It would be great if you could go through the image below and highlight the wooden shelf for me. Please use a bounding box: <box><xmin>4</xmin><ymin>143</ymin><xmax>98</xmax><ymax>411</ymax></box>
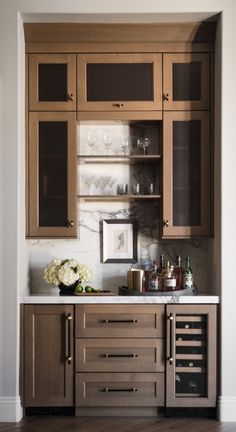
<box><xmin>78</xmin><ymin>194</ymin><xmax>161</xmax><ymax>202</ymax></box>
<box><xmin>77</xmin><ymin>155</ymin><xmax>161</xmax><ymax>164</ymax></box>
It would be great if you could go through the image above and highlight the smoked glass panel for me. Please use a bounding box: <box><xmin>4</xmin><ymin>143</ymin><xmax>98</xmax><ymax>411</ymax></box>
<box><xmin>173</xmin><ymin>120</ymin><xmax>201</xmax><ymax>226</ymax></box>
<box><xmin>38</xmin><ymin>64</ymin><xmax>67</xmax><ymax>101</ymax></box>
<box><xmin>173</xmin><ymin>62</ymin><xmax>201</xmax><ymax>101</ymax></box>
<box><xmin>39</xmin><ymin>122</ymin><xmax>68</xmax><ymax>226</ymax></box>
<box><xmin>87</xmin><ymin>63</ymin><xmax>153</xmax><ymax>101</ymax></box>
<box><xmin>175</xmin><ymin>314</ymin><xmax>207</xmax><ymax>398</ymax></box>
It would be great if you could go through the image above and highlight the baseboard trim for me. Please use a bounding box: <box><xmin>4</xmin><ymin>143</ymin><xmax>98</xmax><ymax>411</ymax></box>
<box><xmin>0</xmin><ymin>397</ymin><xmax>23</xmax><ymax>422</ymax></box>
<box><xmin>217</xmin><ymin>396</ymin><xmax>236</xmax><ymax>421</ymax></box>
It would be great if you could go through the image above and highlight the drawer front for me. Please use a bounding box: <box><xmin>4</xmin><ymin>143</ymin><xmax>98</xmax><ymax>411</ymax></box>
<box><xmin>76</xmin><ymin>373</ymin><xmax>164</xmax><ymax>407</ymax></box>
<box><xmin>75</xmin><ymin>305</ymin><xmax>164</xmax><ymax>338</ymax></box>
<box><xmin>76</xmin><ymin>339</ymin><xmax>164</xmax><ymax>373</ymax></box>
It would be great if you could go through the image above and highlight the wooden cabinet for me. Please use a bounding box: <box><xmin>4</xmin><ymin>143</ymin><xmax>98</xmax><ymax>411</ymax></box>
<box><xmin>163</xmin><ymin>53</ymin><xmax>210</xmax><ymax>110</ymax></box>
<box><xmin>162</xmin><ymin>111</ymin><xmax>211</xmax><ymax>238</ymax></box>
<box><xmin>166</xmin><ymin>304</ymin><xmax>217</xmax><ymax>407</ymax></box>
<box><xmin>77</xmin><ymin>53</ymin><xmax>162</xmax><ymax>111</ymax></box>
<box><xmin>28</xmin><ymin>111</ymin><xmax>77</xmax><ymax>237</ymax></box>
<box><xmin>29</xmin><ymin>54</ymin><xmax>76</xmax><ymax>111</ymax></box>
<box><xmin>24</xmin><ymin>305</ymin><xmax>74</xmax><ymax>407</ymax></box>
<box><xmin>22</xmin><ymin>303</ymin><xmax>217</xmax><ymax>413</ymax></box>
<box><xmin>75</xmin><ymin>304</ymin><xmax>165</xmax><ymax>412</ymax></box>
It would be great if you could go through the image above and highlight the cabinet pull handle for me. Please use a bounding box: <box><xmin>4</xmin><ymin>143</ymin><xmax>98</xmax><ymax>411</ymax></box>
<box><xmin>101</xmin><ymin>387</ymin><xmax>138</xmax><ymax>393</ymax></box>
<box><xmin>101</xmin><ymin>319</ymin><xmax>138</xmax><ymax>324</ymax></box>
<box><xmin>163</xmin><ymin>219</ymin><xmax>169</xmax><ymax>227</ymax></box>
<box><xmin>65</xmin><ymin>313</ymin><xmax>72</xmax><ymax>365</ymax></box>
<box><xmin>103</xmin><ymin>353</ymin><xmax>138</xmax><ymax>358</ymax></box>
<box><xmin>167</xmin><ymin>313</ymin><xmax>174</xmax><ymax>365</ymax></box>
<box><xmin>67</xmin><ymin>93</ymin><xmax>74</xmax><ymax>102</ymax></box>
<box><xmin>67</xmin><ymin>220</ymin><xmax>74</xmax><ymax>228</ymax></box>
<box><xmin>113</xmin><ymin>103</ymin><xmax>124</xmax><ymax>108</ymax></box>
<box><xmin>163</xmin><ymin>93</ymin><xmax>169</xmax><ymax>101</ymax></box>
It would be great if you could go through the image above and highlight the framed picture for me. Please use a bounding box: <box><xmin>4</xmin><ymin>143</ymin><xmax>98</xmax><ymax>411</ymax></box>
<box><xmin>102</xmin><ymin>219</ymin><xmax>137</xmax><ymax>263</ymax></box>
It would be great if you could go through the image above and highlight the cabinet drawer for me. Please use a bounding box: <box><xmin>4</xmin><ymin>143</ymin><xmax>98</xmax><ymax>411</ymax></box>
<box><xmin>76</xmin><ymin>373</ymin><xmax>164</xmax><ymax>407</ymax></box>
<box><xmin>76</xmin><ymin>339</ymin><xmax>164</xmax><ymax>373</ymax></box>
<box><xmin>75</xmin><ymin>305</ymin><xmax>164</xmax><ymax>338</ymax></box>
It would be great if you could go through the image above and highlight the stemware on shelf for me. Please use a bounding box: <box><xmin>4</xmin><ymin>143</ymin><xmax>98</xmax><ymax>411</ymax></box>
<box><xmin>103</xmin><ymin>130</ymin><xmax>112</xmax><ymax>155</ymax></box>
<box><xmin>87</xmin><ymin>130</ymin><xmax>96</xmax><ymax>155</ymax></box>
<box><xmin>121</xmin><ymin>137</ymin><xmax>130</xmax><ymax>156</ymax></box>
<box><xmin>137</xmin><ymin>137</ymin><xmax>151</xmax><ymax>155</ymax></box>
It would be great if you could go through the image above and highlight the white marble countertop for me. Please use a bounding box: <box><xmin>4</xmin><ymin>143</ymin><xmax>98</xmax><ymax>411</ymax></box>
<box><xmin>20</xmin><ymin>294</ymin><xmax>219</xmax><ymax>304</ymax></box>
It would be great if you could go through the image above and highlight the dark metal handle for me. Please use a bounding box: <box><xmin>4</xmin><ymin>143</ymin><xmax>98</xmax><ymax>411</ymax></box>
<box><xmin>67</xmin><ymin>93</ymin><xmax>74</xmax><ymax>102</ymax></box>
<box><xmin>101</xmin><ymin>319</ymin><xmax>138</xmax><ymax>324</ymax></box>
<box><xmin>113</xmin><ymin>103</ymin><xmax>124</xmax><ymax>108</ymax></box>
<box><xmin>163</xmin><ymin>93</ymin><xmax>169</xmax><ymax>101</ymax></box>
<box><xmin>101</xmin><ymin>387</ymin><xmax>138</xmax><ymax>393</ymax></box>
<box><xmin>102</xmin><ymin>353</ymin><xmax>138</xmax><ymax>358</ymax></box>
<box><xmin>169</xmin><ymin>314</ymin><xmax>174</xmax><ymax>365</ymax></box>
<box><xmin>163</xmin><ymin>219</ymin><xmax>169</xmax><ymax>227</ymax></box>
<box><xmin>66</xmin><ymin>313</ymin><xmax>72</xmax><ymax>365</ymax></box>
<box><xmin>67</xmin><ymin>220</ymin><xmax>74</xmax><ymax>228</ymax></box>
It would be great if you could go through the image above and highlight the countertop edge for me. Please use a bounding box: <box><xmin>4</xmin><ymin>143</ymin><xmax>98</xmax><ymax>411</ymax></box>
<box><xmin>20</xmin><ymin>295</ymin><xmax>220</xmax><ymax>304</ymax></box>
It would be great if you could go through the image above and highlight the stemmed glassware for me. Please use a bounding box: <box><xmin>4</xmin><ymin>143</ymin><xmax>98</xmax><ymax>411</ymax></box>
<box><xmin>103</xmin><ymin>130</ymin><xmax>112</xmax><ymax>155</ymax></box>
<box><xmin>121</xmin><ymin>137</ymin><xmax>129</xmax><ymax>156</ymax></box>
<box><xmin>87</xmin><ymin>130</ymin><xmax>96</xmax><ymax>155</ymax></box>
<box><xmin>137</xmin><ymin>137</ymin><xmax>151</xmax><ymax>155</ymax></box>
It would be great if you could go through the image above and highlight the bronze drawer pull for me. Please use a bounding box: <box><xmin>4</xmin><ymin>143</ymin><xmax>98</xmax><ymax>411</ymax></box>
<box><xmin>65</xmin><ymin>313</ymin><xmax>72</xmax><ymax>365</ymax></box>
<box><xmin>113</xmin><ymin>103</ymin><xmax>124</xmax><ymax>108</ymax></box>
<box><xmin>101</xmin><ymin>319</ymin><xmax>138</xmax><ymax>324</ymax></box>
<box><xmin>103</xmin><ymin>353</ymin><xmax>138</xmax><ymax>358</ymax></box>
<box><xmin>101</xmin><ymin>387</ymin><xmax>138</xmax><ymax>393</ymax></box>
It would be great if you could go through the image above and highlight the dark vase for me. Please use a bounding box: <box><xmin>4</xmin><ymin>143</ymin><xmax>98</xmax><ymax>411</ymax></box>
<box><xmin>58</xmin><ymin>282</ymin><xmax>78</xmax><ymax>296</ymax></box>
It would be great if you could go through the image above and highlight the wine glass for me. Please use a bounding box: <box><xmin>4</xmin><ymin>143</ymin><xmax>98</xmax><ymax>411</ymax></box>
<box><xmin>103</xmin><ymin>130</ymin><xmax>112</xmax><ymax>155</ymax></box>
<box><xmin>121</xmin><ymin>137</ymin><xmax>129</xmax><ymax>156</ymax></box>
<box><xmin>137</xmin><ymin>137</ymin><xmax>151</xmax><ymax>155</ymax></box>
<box><xmin>87</xmin><ymin>130</ymin><xmax>96</xmax><ymax>155</ymax></box>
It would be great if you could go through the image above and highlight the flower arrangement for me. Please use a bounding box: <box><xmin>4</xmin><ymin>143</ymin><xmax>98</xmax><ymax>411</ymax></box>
<box><xmin>44</xmin><ymin>258</ymin><xmax>92</xmax><ymax>288</ymax></box>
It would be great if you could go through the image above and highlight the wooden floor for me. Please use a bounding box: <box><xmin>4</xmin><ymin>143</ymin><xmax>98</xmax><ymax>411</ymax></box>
<box><xmin>0</xmin><ymin>417</ymin><xmax>236</xmax><ymax>432</ymax></box>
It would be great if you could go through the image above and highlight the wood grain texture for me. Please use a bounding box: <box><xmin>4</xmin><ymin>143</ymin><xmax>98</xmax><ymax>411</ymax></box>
<box><xmin>1</xmin><ymin>417</ymin><xmax>232</xmax><ymax>432</ymax></box>
<box><xmin>24</xmin><ymin>23</ymin><xmax>217</xmax><ymax>43</ymax></box>
<box><xmin>75</xmin><ymin>304</ymin><xmax>165</xmax><ymax>338</ymax></box>
<box><xmin>24</xmin><ymin>305</ymin><xmax>74</xmax><ymax>407</ymax></box>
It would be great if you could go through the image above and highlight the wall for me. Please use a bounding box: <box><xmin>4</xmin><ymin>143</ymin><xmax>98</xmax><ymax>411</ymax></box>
<box><xmin>0</xmin><ymin>0</ymin><xmax>235</xmax><ymax>423</ymax></box>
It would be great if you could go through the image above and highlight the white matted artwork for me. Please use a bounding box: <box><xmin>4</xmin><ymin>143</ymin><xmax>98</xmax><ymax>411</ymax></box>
<box><xmin>102</xmin><ymin>219</ymin><xmax>137</xmax><ymax>263</ymax></box>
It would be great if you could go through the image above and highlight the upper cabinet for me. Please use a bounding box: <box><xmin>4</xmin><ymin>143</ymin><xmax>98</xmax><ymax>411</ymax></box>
<box><xmin>163</xmin><ymin>53</ymin><xmax>210</xmax><ymax>111</ymax></box>
<box><xmin>77</xmin><ymin>53</ymin><xmax>162</xmax><ymax>111</ymax></box>
<box><xmin>28</xmin><ymin>112</ymin><xmax>77</xmax><ymax>238</ymax></box>
<box><xmin>162</xmin><ymin>111</ymin><xmax>211</xmax><ymax>238</ymax></box>
<box><xmin>29</xmin><ymin>54</ymin><xmax>76</xmax><ymax>111</ymax></box>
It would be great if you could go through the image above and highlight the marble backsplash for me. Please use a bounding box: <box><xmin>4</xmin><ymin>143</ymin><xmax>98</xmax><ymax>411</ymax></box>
<box><xmin>26</xmin><ymin>121</ymin><xmax>211</xmax><ymax>296</ymax></box>
<box><xmin>28</xmin><ymin>201</ymin><xmax>211</xmax><ymax>295</ymax></box>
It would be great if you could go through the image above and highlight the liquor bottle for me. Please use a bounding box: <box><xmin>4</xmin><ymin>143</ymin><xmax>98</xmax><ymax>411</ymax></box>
<box><xmin>163</xmin><ymin>261</ymin><xmax>177</xmax><ymax>291</ymax></box>
<box><xmin>184</xmin><ymin>257</ymin><xmax>193</xmax><ymax>288</ymax></box>
<box><xmin>148</xmin><ymin>261</ymin><xmax>162</xmax><ymax>292</ymax></box>
<box><xmin>157</xmin><ymin>254</ymin><xmax>165</xmax><ymax>290</ymax></box>
<box><xmin>174</xmin><ymin>255</ymin><xmax>184</xmax><ymax>290</ymax></box>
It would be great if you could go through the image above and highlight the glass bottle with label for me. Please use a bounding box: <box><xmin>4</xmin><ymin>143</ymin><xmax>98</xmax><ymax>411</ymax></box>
<box><xmin>163</xmin><ymin>261</ymin><xmax>177</xmax><ymax>291</ymax></box>
<box><xmin>148</xmin><ymin>261</ymin><xmax>162</xmax><ymax>292</ymax></box>
<box><xmin>184</xmin><ymin>256</ymin><xmax>193</xmax><ymax>288</ymax></box>
<box><xmin>174</xmin><ymin>255</ymin><xmax>184</xmax><ymax>290</ymax></box>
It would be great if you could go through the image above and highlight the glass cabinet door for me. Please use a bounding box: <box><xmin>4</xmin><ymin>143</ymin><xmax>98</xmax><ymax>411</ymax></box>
<box><xmin>29</xmin><ymin>54</ymin><xmax>76</xmax><ymax>111</ymax></box>
<box><xmin>166</xmin><ymin>305</ymin><xmax>217</xmax><ymax>407</ymax></box>
<box><xmin>28</xmin><ymin>112</ymin><xmax>77</xmax><ymax>238</ymax></box>
<box><xmin>162</xmin><ymin>111</ymin><xmax>211</xmax><ymax>238</ymax></box>
<box><xmin>163</xmin><ymin>54</ymin><xmax>210</xmax><ymax>110</ymax></box>
<box><xmin>77</xmin><ymin>53</ymin><xmax>162</xmax><ymax>111</ymax></box>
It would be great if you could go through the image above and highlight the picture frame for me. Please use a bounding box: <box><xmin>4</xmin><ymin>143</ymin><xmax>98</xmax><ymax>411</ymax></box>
<box><xmin>102</xmin><ymin>219</ymin><xmax>137</xmax><ymax>263</ymax></box>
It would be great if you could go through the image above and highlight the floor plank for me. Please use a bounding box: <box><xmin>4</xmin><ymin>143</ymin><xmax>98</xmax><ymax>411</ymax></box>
<box><xmin>0</xmin><ymin>417</ymin><xmax>236</xmax><ymax>432</ymax></box>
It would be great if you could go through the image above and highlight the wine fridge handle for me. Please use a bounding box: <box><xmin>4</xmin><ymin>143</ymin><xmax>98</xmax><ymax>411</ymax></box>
<box><xmin>167</xmin><ymin>313</ymin><xmax>174</xmax><ymax>365</ymax></box>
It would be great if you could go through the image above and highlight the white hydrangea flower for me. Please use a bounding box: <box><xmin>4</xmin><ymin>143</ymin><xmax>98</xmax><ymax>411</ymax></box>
<box><xmin>43</xmin><ymin>257</ymin><xmax>92</xmax><ymax>288</ymax></box>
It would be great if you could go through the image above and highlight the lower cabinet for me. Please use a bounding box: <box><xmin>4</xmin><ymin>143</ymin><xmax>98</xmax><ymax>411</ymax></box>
<box><xmin>166</xmin><ymin>304</ymin><xmax>217</xmax><ymax>407</ymax></box>
<box><xmin>23</xmin><ymin>305</ymin><xmax>74</xmax><ymax>407</ymax></box>
<box><xmin>22</xmin><ymin>303</ymin><xmax>217</xmax><ymax>413</ymax></box>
